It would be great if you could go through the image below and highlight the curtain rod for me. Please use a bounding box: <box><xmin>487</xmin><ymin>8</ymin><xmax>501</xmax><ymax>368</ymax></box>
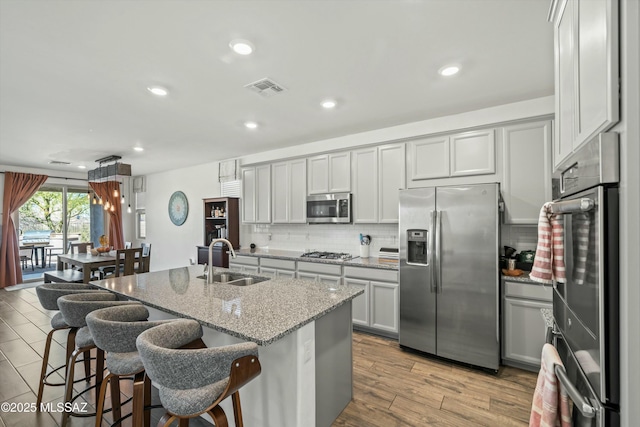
<box><xmin>0</xmin><ymin>171</ymin><xmax>88</xmax><ymax>182</ymax></box>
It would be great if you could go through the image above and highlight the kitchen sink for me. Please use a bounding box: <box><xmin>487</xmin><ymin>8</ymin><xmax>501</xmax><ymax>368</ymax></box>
<box><xmin>197</xmin><ymin>272</ymin><xmax>269</xmax><ymax>286</ymax></box>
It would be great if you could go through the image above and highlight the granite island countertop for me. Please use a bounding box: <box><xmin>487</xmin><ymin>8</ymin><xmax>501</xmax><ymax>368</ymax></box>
<box><xmin>235</xmin><ymin>247</ymin><xmax>399</xmax><ymax>271</ymax></box>
<box><xmin>89</xmin><ymin>265</ymin><xmax>363</xmax><ymax>346</ymax></box>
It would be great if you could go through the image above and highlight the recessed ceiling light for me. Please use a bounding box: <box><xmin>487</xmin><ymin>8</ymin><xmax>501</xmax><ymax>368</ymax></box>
<box><xmin>230</xmin><ymin>39</ymin><xmax>254</xmax><ymax>55</ymax></box>
<box><xmin>321</xmin><ymin>99</ymin><xmax>337</xmax><ymax>109</ymax></box>
<box><xmin>134</xmin><ymin>147</ymin><xmax>144</xmax><ymax>152</ymax></box>
<box><xmin>77</xmin><ymin>165</ymin><xmax>86</xmax><ymax>169</ymax></box>
<box><xmin>244</xmin><ymin>121</ymin><xmax>258</xmax><ymax>129</ymax></box>
<box><xmin>439</xmin><ymin>65</ymin><xmax>460</xmax><ymax>76</ymax></box>
<box><xmin>147</xmin><ymin>86</ymin><xmax>168</xmax><ymax>96</ymax></box>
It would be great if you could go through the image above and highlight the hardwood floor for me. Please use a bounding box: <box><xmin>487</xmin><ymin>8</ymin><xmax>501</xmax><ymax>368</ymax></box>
<box><xmin>334</xmin><ymin>332</ymin><xmax>537</xmax><ymax>426</ymax></box>
<box><xmin>1</xmin><ymin>285</ymin><xmax>537</xmax><ymax>426</ymax></box>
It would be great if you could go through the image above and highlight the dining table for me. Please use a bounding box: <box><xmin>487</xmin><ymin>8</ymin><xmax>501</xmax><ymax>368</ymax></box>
<box><xmin>56</xmin><ymin>252</ymin><xmax>117</xmax><ymax>283</ymax></box>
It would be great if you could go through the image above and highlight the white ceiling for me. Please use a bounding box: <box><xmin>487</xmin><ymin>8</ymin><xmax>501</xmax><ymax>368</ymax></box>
<box><xmin>0</xmin><ymin>0</ymin><xmax>554</xmax><ymax>176</ymax></box>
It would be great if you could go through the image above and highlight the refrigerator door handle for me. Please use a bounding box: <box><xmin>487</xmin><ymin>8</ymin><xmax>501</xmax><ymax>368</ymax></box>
<box><xmin>429</xmin><ymin>210</ymin><xmax>436</xmax><ymax>293</ymax></box>
<box><xmin>435</xmin><ymin>210</ymin><xmax>442</xmax><ymax>294</ymax></box>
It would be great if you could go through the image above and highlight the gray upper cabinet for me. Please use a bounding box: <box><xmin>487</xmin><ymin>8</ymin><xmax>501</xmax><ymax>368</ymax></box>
<box><xmin>241</xmin><ymin>164</ymin><xmax>271</xmax><ymax>224</ymax></box>
<box><xmin>352</xmin><ymin>143</ymin><xmax>405</xmax><ymax>223</ymax></box>
<box><xmin>502</xmin><ymin>120</ymin><xmax>552</xmax><ymax>224</ymax></box>
<box><xmin>307</xmin><ymin>152</ymin><xmax>351</xmax><ymax>194</ymax></box>
<box><xmin>551</xmin><ymin>0</ymin><xmax>619</xmax><ymax>168</ymax></box>
<box><xmin>407</xmin><ymin>129</ymin><xmax>495</xmax><ymax>187</ymax></box>
<box><xmin>272</xmin><ymin>159</ymin><xmax>306</xmax><ymax>224</ymax></box>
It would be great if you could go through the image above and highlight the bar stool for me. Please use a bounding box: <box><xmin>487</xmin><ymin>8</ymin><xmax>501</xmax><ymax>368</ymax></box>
<box><xmin>136</xmin><ymin>320</ymin><xmax>262</xmax><ymax>427</ymax></box>
<box><xmin>34</xmin><ymin>284</ymin><xmax>108</xmax><ymax>409</ymax></box>
<box><xmin>86</xmin><ymin>305</ymin><xmax>175</xmax><ymax>427</ymax></box>
<box><xmin>57</xmin><ymin>292</ymin><xmax>141</xmax><ymax>426</ymax></box>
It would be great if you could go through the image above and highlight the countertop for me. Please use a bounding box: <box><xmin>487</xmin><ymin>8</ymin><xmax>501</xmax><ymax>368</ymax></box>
<box><xmin>89</xmin><ymin>265</ymin><xmax>363</xmax><ymax>346</ymax></box>
<box><xmin>501</xmin><ymin>271</ymin><xmax>539</xmax><ymax>284</ymax></box>
<box><xmin>235</xmin><ymin>247</ymin><xmax>399</xmax><ymax>270</ymax></box>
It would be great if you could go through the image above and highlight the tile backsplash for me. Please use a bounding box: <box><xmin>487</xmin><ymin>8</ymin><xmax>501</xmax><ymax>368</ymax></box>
<box><xmin>240</xmin><ymin>223</ymin><xmax>399</xmax><ymax>256</ymax></box>
<box><xmin>241</xmin><ymin>223</ymin><xmax>537</xmax><ymax>258</ymax></box>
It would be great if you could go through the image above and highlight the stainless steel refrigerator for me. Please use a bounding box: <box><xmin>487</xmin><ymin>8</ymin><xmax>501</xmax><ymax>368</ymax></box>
<box><xmin>399</xmin><ymin>183</ymin><xmax>500</xmax><ymax>371</ymax></box>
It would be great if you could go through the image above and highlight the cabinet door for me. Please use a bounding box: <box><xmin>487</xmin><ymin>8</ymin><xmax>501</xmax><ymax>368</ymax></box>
<box><xmin>352</xmin><ymin>147</ymin><xmax>378</xmax><ymax>223</ymax></box>
<box><xmin>255</xmin><ymin>165</ymin><xmax>271</xmax><ymax>223</ymax></box>
<box><xmin>288</xmin><ymin>159</ymin><xmax>307</xmax><ymax>223</ymax></box>
<box><xmin>502</xmin><ymin>121</ymin><xmax>552</xmax><ymax>224</ymax></box>
<box><xmin>241</xmin><ymin>168</ymin><xmax>256</xmax><ymax>223</ymax></box>
<box><xmin>575</xmin><ymin>0</ymin><xmax>619</xmax><ymax>149</ymax></box>
<box><xmin>554</xmin><ymin>0</ymin><xmax>577</xmax><ymax>168</ymax></box>
<box><xmin>378</xmin><ymin>143</ymin><xmax>405</xmax><ymax>223</ymax></box>
<box><xmin>407</xmin><ymin>136</ymin><xmax>450</xmax><ymax>181</ymax></box>
<box><xmin>318</xmin><ymin>274</ymin><xmax>342</xmax><ymax>288</ymax></box>
<box><xmin>329</xmin><ymin>152</ymin><xmax>351</xmax><ymax>192</ymax></box>
<box><xmin>307</xmin><ymin>155</ymin><xmax>329</xmax><ymax>194</ymax></box>
<box><xmin>260</xmin><ymin>266</ymin><xmax>277</xmax><ymax>276</ymax></box>
<box><xmin>503</xmin><ymin>298</ymin><xmax>551</xmax><ymax>367</ymax></box>
<box><xmin>370</xmin><ymin>281</ymin><xmax>399</xmax><ymax>333</ymax></box>
<box><xmin>271</xmin><ymin>162</ymin><xmax>289</xmax><ymax>223</ymax></box>
<box><xmin>297</xmin><ymin>272</ymin><xmax>317</xmax><ymax>282</ymax></box>
<box><xmin>450</xmin><ymin>129</ymin><xmax>495</xmax><ymax>176</ymax></box>
<box><xmin>278</xmin><ymin>269</ymin><xmax>296</xmax><ymax>279</ymax></box>
<box><xmin>243</xmin><ymin>265</ymin><xmax>260</xmax><ymax>274</ymax></box>
<box><xmin>345</xmin><ymin>278</ymin><xmax>369</xmax><ymax>326</ymax></box>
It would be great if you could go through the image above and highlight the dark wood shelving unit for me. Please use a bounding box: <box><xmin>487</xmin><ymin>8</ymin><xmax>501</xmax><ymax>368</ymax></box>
<box><xmin>197</xmin><ymin>197</ymin><xmax>239</xmax><ymax>268</ymax></box>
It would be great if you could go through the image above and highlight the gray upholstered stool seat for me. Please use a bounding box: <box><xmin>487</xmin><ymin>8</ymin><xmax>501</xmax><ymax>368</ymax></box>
<box><xmin>34</xmin><ymin>284</ymin><xmax>106</xmax><ymax>410</ymax></box>
<box><xmin>86</xmin><ymin>304</ymin><xmax>176</xmax><ymax>427</ymax></box>
<box><xmin>136</xmin><ymin>320</ymin><xmax>261</xmax><ymax>427</ymax></box>
<box><xmin>57</xmin><ymin>292</ymin><xmax>141</xmax><ymax>426</ymax></box>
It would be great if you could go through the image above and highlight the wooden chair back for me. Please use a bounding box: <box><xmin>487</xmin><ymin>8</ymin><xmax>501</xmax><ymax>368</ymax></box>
<box><xmin>115</xmin><ymin>247</ymin><xmax>144</xmax><ymax>277</ymax></box>
<box><xmin>69</xmin><ymin>242</ymin><xmax>94</xmax><ymax>254</ymax></box>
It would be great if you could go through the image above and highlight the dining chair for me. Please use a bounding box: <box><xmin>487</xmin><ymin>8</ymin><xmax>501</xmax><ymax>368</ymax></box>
<box><xmin>19</xmin><ymin>247</ymin><xmax>34</xmax><ymax>271</ymax></box>
<box><xmin>69</xmin><ymin>241</ymin><xmax>94</xmax><ymax>254</ymax></box>
<box><xmin>125</xmin><ymin>241</ymin><xmax>132</xmax><ymax>249</ymax></box>
<box><xmin>115</xmin><ymin>247</ymin><xmax>145</xmax><ymax>277</ymax></box>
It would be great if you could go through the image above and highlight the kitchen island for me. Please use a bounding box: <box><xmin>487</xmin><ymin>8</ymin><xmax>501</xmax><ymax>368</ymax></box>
<box><xmin>89</xmin><ymin>265</ymin><xmax>363</xmax><ymax>427</ymax></box>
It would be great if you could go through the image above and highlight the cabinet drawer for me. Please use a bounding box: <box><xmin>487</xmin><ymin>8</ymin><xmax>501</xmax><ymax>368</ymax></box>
<box><xmin>260</xmin><ymin>258</ymin><xmax>296</xmax><ymax>270</ymax></box>
<box><xmin>297</xmin><ymin>261</ymin><xmax>342</xmax><ymax>275</ymax></box>
<box><xmin>230</xmin><ymin>255</ymin><xmax>259</xmax><ymax>266</ymax></box>
<box><xmin>344</xmin><ymin>266</ymin><xmax>397</xmax><ymax>283</ymax></box>
<box><xmin>504</xmin><ymin>281</ymin><xmax>552</xmax><ymax>302</ymax></box>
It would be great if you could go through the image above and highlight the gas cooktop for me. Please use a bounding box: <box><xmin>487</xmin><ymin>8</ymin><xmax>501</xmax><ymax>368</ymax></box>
<box><xmin>300</xmin><ymin>251</ymin><xmax>355</xmax><ymax>261</ymax></box>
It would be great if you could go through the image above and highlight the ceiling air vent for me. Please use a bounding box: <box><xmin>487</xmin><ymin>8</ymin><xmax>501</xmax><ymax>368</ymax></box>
<box><xmin>48</xmin><ymin>160</ymin><xmax>71</xmax><ymax>165</ymax></box>
<box><xmin>244</xmin><ymin>77</ymin><xmax>287</xmax><ymax>98</ymax></box>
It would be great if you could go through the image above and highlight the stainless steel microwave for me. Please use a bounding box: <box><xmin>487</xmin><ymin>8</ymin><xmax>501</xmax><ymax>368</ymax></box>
<box><xmin>306</xmin><ymin>193</ymin><xmax>351</xmax><ymax>224</ymax></box>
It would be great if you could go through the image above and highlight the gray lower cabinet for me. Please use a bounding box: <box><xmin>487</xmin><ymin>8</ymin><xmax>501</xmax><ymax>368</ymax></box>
<box><xmin>344</xmin><ymin>266</ymin><xmax>399</xmax><ymax>338</ymax></box>
<box><xmin>502</xmin><ymin>280</ymin><xmax>552</xmax><ymax>371</ymax></box>
<box><xmin>259</xmin><ymin>258</ymin><xmax>296</xmax><ymax>279</ymax></box>
<box><xmin>297</xmin><ymin>261</ymin><xmax>342</xmax><ymax>287</ymax></box>
<box><xmin>228</xmin><ymin>255</ymin><xmax>260</xmax><ymax>273</ymax></box>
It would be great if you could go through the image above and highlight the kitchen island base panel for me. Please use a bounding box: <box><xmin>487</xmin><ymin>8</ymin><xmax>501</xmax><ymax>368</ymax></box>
<box><xmin>145</xmin><ymin>303</ymin><xmax>353</xmax><ymax>427</ymax></box>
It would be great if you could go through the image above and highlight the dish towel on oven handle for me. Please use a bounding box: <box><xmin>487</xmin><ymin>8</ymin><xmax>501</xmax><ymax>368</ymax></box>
<box><xmin>530</xmin><ymin>202</ymin><xmax>566</xmax><ymax>285</ymax></box>
<box><xmin>529</xmin><ymin>344</ymin><xmax>572</xmax><ymax>427</ymax></box>
<box><xmin>572</xmin><ymin>212</ymin><xmax>591</xmax><ymax>285</ymax></box>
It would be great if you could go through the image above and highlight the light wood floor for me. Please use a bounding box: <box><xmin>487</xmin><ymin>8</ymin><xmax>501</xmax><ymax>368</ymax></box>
<box><xmin>333</xmin><ymin>331</ymin><xmax>537</xmax><ymax>427</ymax></box>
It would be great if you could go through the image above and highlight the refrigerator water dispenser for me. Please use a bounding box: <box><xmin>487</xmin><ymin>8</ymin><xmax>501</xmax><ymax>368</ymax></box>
<box><xmin>407</xmin><ymin>229</ymin><xmax>428</xmax><ymax>265</ymax></box>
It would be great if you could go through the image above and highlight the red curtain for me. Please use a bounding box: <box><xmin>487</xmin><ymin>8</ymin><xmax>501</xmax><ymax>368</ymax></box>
<box><xmin>89</xmin><ymin>181</ymin><xmax>124</xmax><ymax>251</ymax></box>
<box><xmin>0</xmin><ymin>172</ymin><xmax>48</xmax><ymax>288</ymax></box>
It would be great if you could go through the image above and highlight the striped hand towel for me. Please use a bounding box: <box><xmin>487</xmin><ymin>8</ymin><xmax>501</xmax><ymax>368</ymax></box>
<box><xmin>572</xmin><ymin>212</ymin><xmax>591</xmax><ymax>285</ymax></box>
<box><xmin>530</xmin><ymin>203</ymin><xmax>566</xmax><ymax>285</ymax></box>
<box><xmin>529</xmin><ymin>344</ymin><xmax>572</xmax><ymax>427</ymax></box>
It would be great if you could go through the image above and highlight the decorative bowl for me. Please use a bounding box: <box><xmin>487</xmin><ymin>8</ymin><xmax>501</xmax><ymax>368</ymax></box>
<box><xmin>502</xmin><ymin>268</ymin><xmax>524</xmax><ymax>277</ymax></box>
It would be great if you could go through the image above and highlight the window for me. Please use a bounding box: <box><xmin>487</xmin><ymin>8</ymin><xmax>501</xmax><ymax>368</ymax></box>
<box><xmin>137</xmin><ymin>210</ymin><xmax>146</xmax><ymax>239</ymax></box>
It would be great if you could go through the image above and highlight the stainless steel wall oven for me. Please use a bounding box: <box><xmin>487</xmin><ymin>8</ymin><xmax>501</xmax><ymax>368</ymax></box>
<box><xmin>549</xmin><ymin>133</ymin><xmax>619</xmax><ymax>427</ymax></box>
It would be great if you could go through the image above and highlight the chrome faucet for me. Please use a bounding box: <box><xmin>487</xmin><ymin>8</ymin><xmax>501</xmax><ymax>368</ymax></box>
<box><xmin>208</xmin><ymin>239</ymin><xmax>236</xmax><ymax>284</ymax></box>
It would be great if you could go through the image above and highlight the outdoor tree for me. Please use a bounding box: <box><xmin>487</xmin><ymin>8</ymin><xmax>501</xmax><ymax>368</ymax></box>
<box><xmin>19</xmin><ymin>191</ymin><xmax>90</xmax><ymax>238</ymax></box>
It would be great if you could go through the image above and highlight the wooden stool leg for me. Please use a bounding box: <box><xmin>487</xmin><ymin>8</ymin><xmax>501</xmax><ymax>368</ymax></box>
<box><xmin>83</xmin><ymin>348</ymin><xmax>91</xmax><ymax>381</ymax></box>
<box><xmin>208</xmin><ymin>406</ymin><xmax>228</xmax><ymax>427</ymax></box>
<box><xmin>110</xmin><ymin>373</ymin><xmax>121</xmax><ymax>425</ymax></box>
<box><xmin>231</xmin><ymin>392</ymin><xmax>244</xmax><ymax>427</ymax></box>
<box><xmin>95</xmin><ymin>348</ymin><xmax>104</xmax><ymax>393</ymax></box>
<box><xmin>61</xmin><ymin>348</ymin><xmax>80</xmax><ymax>427</ymax></box>
<box><xmin>64</xmin><ymin>329</ymin><xmax>77</xmax><ymax>377</ymax></box>
<box><xmin>36</xmin><ymin>328</ymin><xmax>56</xmax><ymax>407</ymax></box>
<box><xmin>178</xmin><ymin>418</ymin><xmax>190</xmax><ymax>427</ymax></box>
<box><xmin>95</xmin><ymin>372</ymin><xmax>113</xmax><ymax>427</ymax></box>
<box><xmin>132</xmin><ymin>372</ymin><xmax>146</xmax><ymax>427</ymax></box>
